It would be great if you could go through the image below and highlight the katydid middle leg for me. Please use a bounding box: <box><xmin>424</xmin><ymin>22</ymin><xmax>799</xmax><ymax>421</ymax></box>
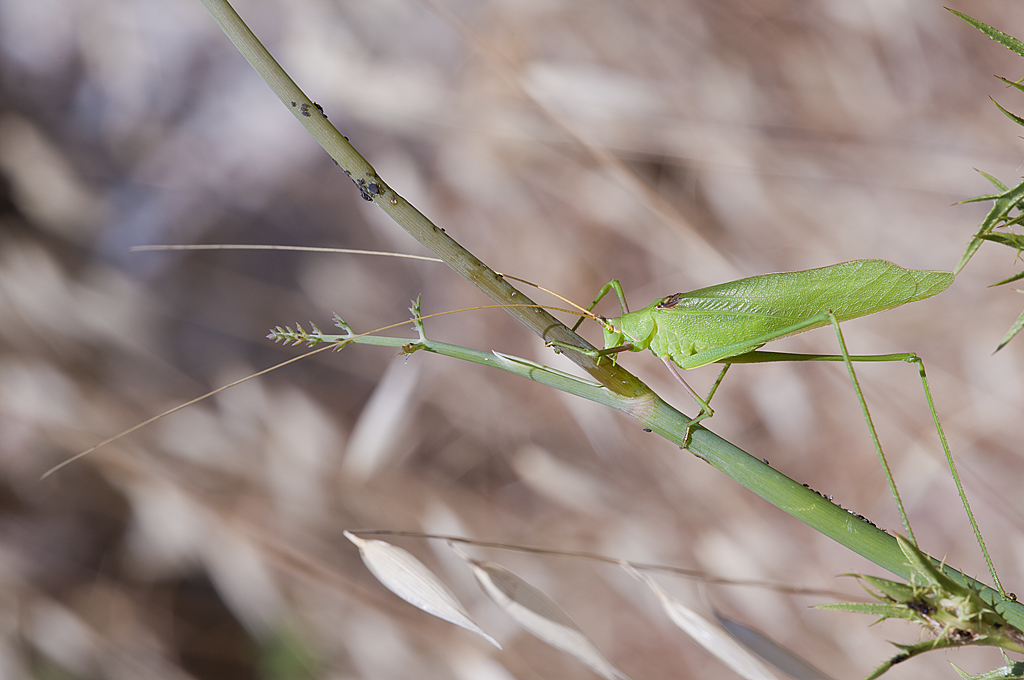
<box><xmin>661</xmin><ymin>359</ymin><xmax>732</xmax><ymax>447</ymax></box>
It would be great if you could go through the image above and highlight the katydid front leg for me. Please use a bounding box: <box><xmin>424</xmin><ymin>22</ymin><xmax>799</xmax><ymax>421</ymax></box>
<box><xmin>570</xmin><ymin>278</ymin><xmax>631</xmax><ymax>333</ymax></box>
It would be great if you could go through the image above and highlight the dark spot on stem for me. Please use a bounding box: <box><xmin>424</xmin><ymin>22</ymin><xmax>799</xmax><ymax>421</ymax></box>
<box><xmin>351</xmin><ymin>177</ymin><xmax>377</xmax><ymax>201</ymax></box>
<box><xmin>300</xmin><ymin>103</ymin><xmax>311</xmax><ymax>117</ymax></box>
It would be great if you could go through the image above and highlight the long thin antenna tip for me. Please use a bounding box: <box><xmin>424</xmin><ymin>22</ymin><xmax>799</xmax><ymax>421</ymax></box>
<box><xmin>128</xmin><ymin>244</ymin><xmax>443</xmax><ymax>262</ymax></box>
<box><xmin>37</xmin><ymin>344</ymin><xmax>339</xmax><ymax>481</ymax></box>
<box><xmin>40</xmin><ymin>448</ymin><xmax>95</xmax><ymax>480</ymax></box>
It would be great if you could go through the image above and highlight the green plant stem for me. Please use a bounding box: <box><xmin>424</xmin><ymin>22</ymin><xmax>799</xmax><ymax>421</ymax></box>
<box><xmin>202</xmin><ymin>0</ymin><xmax>1024</xmax><ymax>630</ymax></box>
<box><xmin>327</xmin><ymin>331</ymin><xmax>1023</xmax><ymax>629</ymax></box>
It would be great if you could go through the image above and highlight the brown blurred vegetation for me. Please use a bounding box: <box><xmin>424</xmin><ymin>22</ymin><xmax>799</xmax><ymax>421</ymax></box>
<box><xmin>1</xmin><ymin>0</ymin><xmax>1023</xmax><ymax>678</ymax></box>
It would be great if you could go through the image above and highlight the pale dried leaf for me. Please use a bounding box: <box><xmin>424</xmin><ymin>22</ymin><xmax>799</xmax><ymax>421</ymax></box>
<box><xmin>637</xmin><ymin>572</ymin><xmax>780</xmax><ymax>680</ymax></box>
<box><xmin>467</xmin><ymin>559</ymin><xmax>631</xmax><ymax>680</ymax></box>
<box><xmin>344</xmin><ymin>531</ymin><xmax>500</xmax><ymax>648</ymax></box>
<box><xmin>715</xmin><ymin>611</ymin><xmax>834</xmax><ymax>680</ymax></box>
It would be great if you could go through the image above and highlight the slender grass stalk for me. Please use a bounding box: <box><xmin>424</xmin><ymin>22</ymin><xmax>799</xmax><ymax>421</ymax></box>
<box><xmin>198</xmin><ymin>0</ymin><xmax>1024</xmax><ymax>631</ymax></box>
<box><xmin>195</xmin><ymin>0</ymin><xmax>643</xmax><ymax>395</ymax></box>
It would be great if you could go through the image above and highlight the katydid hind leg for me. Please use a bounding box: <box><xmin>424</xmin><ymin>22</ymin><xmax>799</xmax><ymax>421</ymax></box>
<box><xmin>725</xmin><ymin>326</ymin><xmax>1005</xmax><ymax>593</ymax></box>
<box><xmin>826</xmin><ymin>313</ymin><xmax>916</xmax><ymax>542</ymax></box>
<box><xmin>704</xmin><ymin>364</ymin><xmax>732</xmax><ymax>406</ymax></box>
<box><xmin>682</xmin><ymin>364</ymin><xmax>731</xmax><ymax>449</ymax></box>
<box><xmin>686</xmin><ymin>310</ymin><xmax>918</xmax><ymax>542</ymax></box>
<box><xmin>911</xmin><ymin>355</ymin><xmax>1005</xmax><ymax>595</ymax></box>
<box><xmin>685</xmin><ymin>310</ymin><xmax>943</xmax><ymax>546</ymax></box>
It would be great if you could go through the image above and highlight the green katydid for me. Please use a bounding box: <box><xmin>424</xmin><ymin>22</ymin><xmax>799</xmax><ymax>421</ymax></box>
<box><xmin>557</xmin><ymin>258</ymin><xmax>1003</xmax><ymax>594</ymax></box>
<box><xmin>571</xmin><ymin>259</ymin><xmax>950</xmax><ymax>424</ymax></box>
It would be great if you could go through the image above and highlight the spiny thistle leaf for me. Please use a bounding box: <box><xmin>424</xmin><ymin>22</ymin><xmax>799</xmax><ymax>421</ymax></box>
<box><xmin>996</xmin><ymin>307</ymin><xmax>1024</xmax><ymax>352</ymax></box>
<box><xmin>980</xmin><ymin>232</ymin><xmax>1024</xmax><ymax>252</ymax></box>
<box><xmin>975</xmin><ymin>168</ymin><xmax>1010</xmax><ymax>193</ymax></box>
<box><xmin>996</xmin><ymin>75</ymin><xmax>1024</xmax><ymax>96</ymax></box>
<box><xmin>990</xmin><ymin>96</ymin><xmax>1024</xmax><ymax>128</ymax></box>
<box><xmin>948</xmin><ymin>8</ymin><xmax>1024</xmax><ymax>58</ymax></box>
<box><xmin>952</xmin><ymin>8</ymin><xmax>1024</xmax><ymax>294</ymax></box>
<box><xmin>859</xmin><ymin>573</ymin><xmax>916</xmax><ymax>603</ymax></box>
<box><xmin>956</xmin><ymin>192</ymin><xmax>1003</xmax><ymax>204</ymax></box>
<box><xmin>864</xmin><ymin>637</ymin><xmax>976</xmax><ymax>680</ymax></box>
<box><xmin>951</xmin><ymin>657</ymin><xmax>1024</xmax><ymax>679</ymax></box>
<box><xmin>815</xmin><ymin>601</ymin><xmax>917</xmax><ymax>622</ymax></box>
<box><xmin>817</xmin><ymin>537</ymin><xmax>1024</xmax><ymax>678</ymax></box>
<box><xmin>990</xmin><ymin>271</ymin><xmax>1024</xmax><ymax>287</ymax></box>
<box><xmin>955</xmin><ymin>163</ymin><xmax>1024</xmax><ymax>351</ymax></box>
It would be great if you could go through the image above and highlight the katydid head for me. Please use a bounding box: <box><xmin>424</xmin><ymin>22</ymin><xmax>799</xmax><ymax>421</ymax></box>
<box><xmin>601</xmin><ymin>316</ymin><xmax>628</xmax><ymax>350</ymax></box>
<box><xmin>603</xmin><ymin>307</ymin><xmax>656</xmax><ymax>353</ymax></box>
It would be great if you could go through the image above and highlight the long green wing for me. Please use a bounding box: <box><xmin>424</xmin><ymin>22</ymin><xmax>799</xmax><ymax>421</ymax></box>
<box><xmin>669</xmin><ymin>259</ymin><xmax>951</xmax><ymax>322</ymax></box>
<box><xmin>646</xmin><ymin>259</ymin><xmax>953</xmax><ymax>368</ymax></box>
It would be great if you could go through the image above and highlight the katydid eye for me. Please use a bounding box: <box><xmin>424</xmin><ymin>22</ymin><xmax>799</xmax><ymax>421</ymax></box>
<box><xmin>656</xmin><ymin>293</ymin><xmax>684</xmax><ymax>310</ymax></box>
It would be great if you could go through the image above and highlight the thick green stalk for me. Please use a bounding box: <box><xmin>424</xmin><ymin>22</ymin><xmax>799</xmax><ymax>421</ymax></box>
<box><xmin>315</xmin><ymin>330</ymin><xmax>1023</xmax><ymax>629</ymax></box>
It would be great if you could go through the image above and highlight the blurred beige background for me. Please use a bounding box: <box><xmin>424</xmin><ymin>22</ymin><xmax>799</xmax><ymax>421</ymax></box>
<box><xmin>1</xmin><ymin>0</ymin><xmax>1023</xmax><ymax>678</ymax></box>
